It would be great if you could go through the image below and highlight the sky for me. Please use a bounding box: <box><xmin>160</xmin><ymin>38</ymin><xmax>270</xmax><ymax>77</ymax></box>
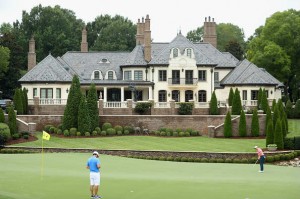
<box><xmin>0</xmin><ymin>0</ymin><xmax>299</xmax><ymax>42</ymax></box>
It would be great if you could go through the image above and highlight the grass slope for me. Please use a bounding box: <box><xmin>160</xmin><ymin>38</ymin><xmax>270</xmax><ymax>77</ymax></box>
<box><xmin>0</xmin><ymin>153</ymin><xmax>299</xmax><ymax>199</ymax></box>
<box><xmin>12</xmin><ymin>133</ymin><xmax>266</xmax><ymax>152</ymax></box>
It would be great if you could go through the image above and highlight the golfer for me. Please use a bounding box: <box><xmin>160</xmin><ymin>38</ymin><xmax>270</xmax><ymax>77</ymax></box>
<box><xmin>86</xmin><ymin>151</ymin><xmax>101</xmax><ymax>199</ymax></box>
<box><xmin>254</xmin><ymin>146</ymin><xmax>265</xmax><ymax>173</ymax></box>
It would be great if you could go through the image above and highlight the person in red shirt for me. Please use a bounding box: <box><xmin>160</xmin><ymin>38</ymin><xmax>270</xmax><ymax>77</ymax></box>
<box><xmin>254</xmin><ymin>146</ymin><xmax>265</xmax><ymax>172</ymax></box>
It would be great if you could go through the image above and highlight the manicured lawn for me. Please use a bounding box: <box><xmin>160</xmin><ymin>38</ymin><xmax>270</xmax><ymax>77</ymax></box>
<box><xmin>287</xmin><ymin>119</ymin><xmax>300</xmax><ymax>137</ymax></box>
<box><xmin>12</xmin><ymin>132</ymin><xmax>266</xmax><ymax>152</ymax></box>
<box><xmin>0</xmin><ymin>153</ymin><xmax>299</xmax><ymax>199</ymax></box>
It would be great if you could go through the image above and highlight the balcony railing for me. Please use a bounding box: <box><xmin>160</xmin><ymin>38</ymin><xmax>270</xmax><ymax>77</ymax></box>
<box><xmin>168</xmin><ymin>78</ymin><xmax>198</xmax><ymax>85</ymax></box>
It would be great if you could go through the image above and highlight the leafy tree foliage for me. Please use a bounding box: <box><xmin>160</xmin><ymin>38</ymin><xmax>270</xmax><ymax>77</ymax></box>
<box><xmin>224</xmin><ymin>40</ymin><xmax>244</xmax><ymax>60</ymax></box>
<box><xmin>285</xmin><ymin>99</ymin><xmax>293</xmax><ymax>118</ymax></box>
<box><xmin>62</xmin><ymin>75</ymin><xmax>81</xmax><ymax>130</ymax></box>
<box><xmin>231</xmin><ymin>88</ymin><xmax>242</xmax><ymax>115</ymax></box>
<box><xmin>224</xmin><ymin>111</ymin><xmax>232</xmax><ymax>138</ymax></box>
<box><xmin>294</xmin><ymin>99</ymin><xmax>300</xmax><ymax>118</ymax></box>
<box><xmin>87</xmin><ymin>14</ymin><xmax>136</xmax><ymax>51</ymax></box>
<box><xmin>209</xmin><ymin>91</ymin><xmax>219</xmax><ymax>115</ymax></box>
<box><xmin>0</xmin><ymin>45</ymin><xmax>10</xmax><ymax>79</ymax></box>
<box><xmin>251</xmin><ymin>109</ymin><xmax>259</xmax><ymax>137</ymax></box>
<box><xmin>228</xmin><ymin>87</ymin><xmax>234</xmax><ymax>106</ymax></box>
<box><xmin>78</xmin><ymin>94</ymin><xmax>91</xmax><ymax>133</ymax></box>
<box><xmin>239</xmin><ymin>109</ymin><xmax>247</xmax><ymax>137</ymax></box>
<box><xmin>265</xmin><ymin>119</ymin><xmax>274</xmax><ymax>146</ymax></box>
<box><xmin>247</xmin><ymin>9</ymin><xmax>300</xmax><ymax>101</ymax></box>
<box><xmin>274</xmin><ymin>118</ymin><xmax>283</xmax><ymax>149</ymax></box>
<box><xmin>271</xmin><ymin>99</ymin><xmax>276</xmax><ymax>112</ymax></box>
<box><xmin>186</xmin><ymin>27</ymin><xmax>203</xmax><ymax>42</ymax></box>
<box><xmin>8</xmin><ymin>107</ymin><xmax>18</xmax><ymax>135</ymax></box>
<box><xmin>0</xmin><ymin>108</ymin><xmax>5</xmax><ymax>123</ymax></box>
<box><xmin>87</xmin><ymin>84</ymin><xmax>99</xmax><ymax>131</ymax></box>
<box><xmin>21</xmin><ymin>4</ymin><xmax>84</xmax><ymax>60</ymax></box>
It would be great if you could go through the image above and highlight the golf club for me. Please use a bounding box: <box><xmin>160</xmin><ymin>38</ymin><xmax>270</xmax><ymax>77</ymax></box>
<box><xmin>253</xmin><ymin>159</ymin><xmax>258</xmax><ymax>166</ymax></box>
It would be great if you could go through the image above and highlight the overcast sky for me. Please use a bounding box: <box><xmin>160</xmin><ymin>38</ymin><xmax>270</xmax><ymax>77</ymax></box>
<box><xmin>0</xmin><ymin>0</ymin><xmax>299</xmax><ymax>42</ymax></box>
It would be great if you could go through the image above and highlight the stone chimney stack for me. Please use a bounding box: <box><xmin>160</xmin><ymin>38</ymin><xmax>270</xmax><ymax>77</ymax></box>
<box><xmin>81</xmin><ymin>26</ymin><xmax>88</xmax><ymax>52</ymax></box>
<box><xmin>203</xmin><ymin>16</ymin><xmax>217</xmax><ymax>48</ymax></box>
<box><xmin>144</xmin><ymin>15</ymin><xmax>151</xmax><ymax>62</ymax></box>
<box><xmin>136</xmin><ymin>18</ymin><xmax>144</xmax><ymax>45</ymax></box>
<box><xmin>28</xmin><ymin>36</ymin><xmax>36</xmax><ymax>71</ymax></box>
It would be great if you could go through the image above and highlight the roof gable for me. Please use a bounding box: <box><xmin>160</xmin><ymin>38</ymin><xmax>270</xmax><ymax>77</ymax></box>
<box><xmin>19</xmin><ymin>54</ymin><xmax>73</xmax><ymax>82</ymax></box>
<box><xmin>122</xmin><ymin>45</ymin><xmax>147</xmax><ymax>66</ymax></box>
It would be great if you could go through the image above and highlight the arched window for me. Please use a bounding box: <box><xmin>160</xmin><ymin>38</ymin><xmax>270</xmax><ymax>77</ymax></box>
<box><xmin>173</xmin><ymin>48</ymin><xmax>179</xmax><ymax>58</ymax></box>
<box><xmin>186</xmin><ymin>48</ymin><xmax>192</xmax><ymax>58</ymax></box>
<box><xmin>198</xmin><ymin>90</ymin><xmax>207</xmax><ymax>102</ymax></box>
<box><xmin>158</xmin><ymin>90</ymin><xmax>167</xmax><ymax>102</ymax></box>
<box><xmin>108</xmin><ymin>71</ymin><xmax>114</xmax><ymax>80</ymax></box>
<box><xmin>94</xmin><ymin>71</ymin><xmax>100</xmax><ymax>79</ymax></box>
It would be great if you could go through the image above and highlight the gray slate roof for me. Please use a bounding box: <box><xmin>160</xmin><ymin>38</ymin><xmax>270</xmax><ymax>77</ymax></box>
<box><xmin>19</xmin><ymin>54</ymin><xmax>73</xmax><ymax>83</ymax></box>
<box><xmin>149</xmin><ymin>34</ymin><xmax>216</xmax><ymax>65</ymax></box>
<box><xmin>221</xmin><ymin>59</ymin><xmax>283</xmax><ymax>87</ymax></box>
<box><xmin>122</xmin><ymin>45</ymin><xmax>147</xmax><ymax>66</ymax></box>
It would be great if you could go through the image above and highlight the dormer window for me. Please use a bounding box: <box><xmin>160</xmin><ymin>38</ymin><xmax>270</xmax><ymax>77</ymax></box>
<box><xmin>108</xmin><ymin>71</ymin><xmax>113</xmax><ymax>80</ymax></box>
<box><xmin>186</xmin><ymin>48</ymin><xmax>192</xmax><ymax>58</ymax></box>
<box><xmin>173</xmin><ymin>48</ymin><xmax>179</xmax><ymax>58</ymax></box>
<box><xmin>92</xmin><ymin>70</ymin><xmax>103</xmax><ymax>80</ymax></box>
<box><xmin>98</xmin><ymin>58</ymin><xmax>110</xmax><ymax>64</ymax></box>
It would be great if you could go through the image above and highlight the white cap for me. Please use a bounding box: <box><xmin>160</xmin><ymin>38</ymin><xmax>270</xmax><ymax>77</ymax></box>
<box><xmin>253</xmin><ymin>146</ymin><xmax>258</xmax><ymax>149</ymax></box>
<box><xmin>93</xmin><ymin>151</ymin><xmax>99</xmax><ymax>156</ymax></box>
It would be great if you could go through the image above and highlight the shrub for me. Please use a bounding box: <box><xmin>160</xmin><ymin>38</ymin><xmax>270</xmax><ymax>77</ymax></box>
<box><xmin>63</xmin><ymin>130</ymin><xmax>70</xmax><ymax>137</ymax></box>
<box><xmin>70</xmin><ymin>128</ymin><xmax>77</xmax><ymax>135</ymax></box>
<box><xmin>172</xmin><ymin>132</ymin><xmax>179</xmax><ymax>137</ymax></box>
<box><xmin>232</xmin><ymin>88</ymin><xmax>242</xmax><ymax>115</ymax></box>
<box><xmin>76</xmin><ymin>132</ymin><xmax>81</xmax><ymax>136</ymax></box>
<box><xmin>251</xmin><ymin>109</ymin><xmax>259</xmax><ymax>137</ymax></box>
<box><xmin>107</xmin><ymin>128</ymin><xmax>116</xmax><ymax>136</ymax></box>
<box><xmin>49</xmin><ymin>127</ymin><xmax>56</xmax><ymax>134</ymax></box>
<box><xmin>266</xmin><ymin>119</ymin><xmax>274</xmax><ymax>147</ymax></box>
<box><xmin>274</xmin><ymin>118</ymin><xmax>284</xmax><ymax>149</ymax></box>
<box><xmin>285</xmin><ymin>100</ymin><xmax>293</xmax><ymax>118</ymax></box>
<box><xmin>273</xmin><ymin>155</ymin><xmax>280</xmax><ymax>161</ymax></box>
<box><xmin>160</xmin><ymin>131</ymin><xmax>166</xmax><ymax>136</ymax></box>
<box><xmin>177</xmin><ymin>102</ymin><xmax>194</xmax><ymax>115</ymax></box>
<box><xmin>191</xmin><ymin>130</ymin><xmax>199</xmax><ymax>136</ymax></box>
<box><xmin>87</xmin><ymin>84</ymin><xmax>99</xmax><ymax>131</ymax></box>
<box><xmin>114</xmin><ymin>125</ymin><xmax>123</xmax><ymax>133</ymax></box>
<box><xmin>102</xmin><ymin>123</ymin><xmax>112</xmax><ymax>131</ymax></box>
<box><xmin>8</xmin><ymin>107</ymin><xmax>18</xmax><ymax>136</ymax></box>
<box><xmin>224</xmin><ymin>111</ymin><xmax>232</xmax><ymax>138</ymax></box>
<box><xmin>181</xmin><ymin>157</ymin><xmax>188</xmax><ymax>162</ymax></box>
<box><xmin>266</xmin><ymin>156</ymin><xmax>274</xmax><ymax>163</ymax></box>
<box><xmin>44</xmin><ymin>125</ymin><xmax>54</xmax><ymax>133</ymax></box>
<box><xmin>12</xmin><ymin>133</ymin><xmax>20</xmax><ymax>140</ymax></box>
<box><xmin>166</xmin><ymin>131</ymin><xmax>172</xmax><ymax>136</ymax></box>
<box><xmin>100</xmin><ymin>131</ymin><xmax>107</xmax><ymax>136</ymax></box>
<box><xmin>166</xmin><ymin>156</ymin><xmax>174</xmax><ymax>161</ymax></box>
<box><xmin>85</xmin><ymin>132</ymin><xmax>91</xmax><ymax>137</ymax></box>
<box><xmin>241</xmin><ymin>158</ymin><xmax>248</xmax><ymax>164</ymax></box>
<box><xmin>92</xmin><ymin>131</ymin><xmax>98</xmax><ymax>136</ymax></box>
<box><xmin>95</xmin><ymin>127</ymin><xmax>101</xmax><ymax>134</ymax></box>
<box><xmin>239</xmin><ymin>109</ymin><xmax>247</xmax><ymax>137</ymax></box>
<box><xmin>176</xmin><ymin>128</ymin><xmax>182</xmax><ymax>133</ymax></box>
<box><xmin>124</xmin><ymin>126</ymin><xmax>134</xmax><ymax>134</ymax></box>
<box><xmin>117</xmin><ymin>131</ymin><xmax>122</xmax><ymax>136</ymax></box>
<box><xmin>134</xmin><ymin>102</ymin><xmax>152</xmax><ymax>115</ymax></box>
<box><xmin>185</xmin><ymin>132</ymin><xmax>190</xmax><ymax>137</ymax></box>
<box><xmin>228</xmin><ymin>87</ymin><xmax>234</xmax><ymax>106</ymax></box>
<box><xmin>188</xmin><ymin>157</ymin><xmax>194</xmax><ymax>162</ymax></box>
<box><xmin>179</xmin><ymin>132</ymin><xmax>185</xmax><ymax>137</ymax></box>
<box><xmin>123</xmin><ymin>130</ymin><xmax>130</xmax><ymax>135</ymax></box>
<box><xmin>225</xmin><ymin>158</ymin><xmax>233</xmax><ymax>163</ymax></box>
<box><xmin>23</xmin><ymin>134</ymin><xmax>29</xmax><ymax>139</ymax></box>
<box><xmin>233</xmin><ymin>159</ymin><xmax>241</xmax><ymax>164</ymax></box>
<box><xmin>159</xmin><ymin>156</ymin><xmax>166</xmax><ymax>161</ymax></box>
<box><xmin>295</xmin><ymin>136</ymin><xmax>300</xmax><ymax>150</ymax></box>
<box><xmin>216</xmin><ymin>159</ymin><xmax>224</xmax><ymax>163</ymax></box>
<box><xmin>209</xmin><ymin>91</ymin><xmax>219</xmax><ymax>115</ymax></box>
<box><xmin>78</xmin><ymin>94</ymin><xmax>91</xmax><ymax>133</ymax></box>
<box><xmin>209</xmin><ymin>159</ymin><xmax>217</xmax><ymax>163</ymax></box>
<box><xmin>174</xmin><ymin>157</ymin><xmax>181</xmax><ymax>162</ymax></box>
<box><xmin>201</xmin><ymin>158</ymin><xmax>208</xmax><ymax>163</ymax></box>
<box><xmin>0</xmin><ymin>123</ymin><xmax>11</xmax><ymax>143</ymax></box>
<box><xmin>57</xmin><ymin>129</ymin><xmax>62</xmax><ymax>135</ymax></box>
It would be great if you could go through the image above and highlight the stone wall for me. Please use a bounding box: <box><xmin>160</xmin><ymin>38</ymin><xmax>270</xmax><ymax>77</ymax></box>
<box><xmin>16</xmin><ymin>114</ymin><xmax>266</xmax><ymax>136</ymax></box>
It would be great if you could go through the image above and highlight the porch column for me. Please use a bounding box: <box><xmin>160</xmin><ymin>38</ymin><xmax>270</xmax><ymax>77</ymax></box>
<box><xmin>121</xmin><ymin>86</ymin><xmax>124</xmax><ymax>102</ymax></box>
<box><xmin>148</xmin><ymin>86</ymin><xmax>153</xmax><ymax>100</ymax></box>
<box><xmin>103</xmin><ymin>87</ymin><xmax>107</xmax><ymax>102</ymax></box>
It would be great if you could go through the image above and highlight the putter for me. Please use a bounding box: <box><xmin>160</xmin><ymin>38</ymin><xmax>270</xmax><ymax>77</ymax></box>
<box><xmin>253</xmin><ymin>159</ymin><xmax>258</xmax><ymax>166</ymax></box>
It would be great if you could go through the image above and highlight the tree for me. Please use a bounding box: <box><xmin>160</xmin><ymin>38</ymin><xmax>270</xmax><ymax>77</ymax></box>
<box><xmin>282</xmin><ymin>118</ymin><xmax>287</xmax><ymax>138</ymax></box>
<box><xmin>224</xmin><ymin>111</ymin><xmax>232</xmax><ymax>138</ymax></box>
<box><xmin>21</xmin><ymin>4</ymin><xmax>84</xmax><ymax>60</ymax></box>
<box><xmin>0</xmin><ymin>45</ymin><xmax>10</xmax><ymax>79</ymax></box>
<box><xmin>209</xmin><ymin>91</ymin><xmax>219</xmax><ymax>115</ymax></box>
<box><xmin>257</xmin><ymin>87</ymin><xmax>263</xmax><ymax>110</ymax></box>
<box><xmin>13</xmin><ymin>88</ymin><xmax>23</xmax><ymax>115</ymax></box>
<box><xmin>186</xmin><ymin>23</ymin><xmax>245</xmax><ymax>54</ymax></box>
<box><xmin>7</xmin><ymin>107</ymin><xmax>17</xmax><ymax>135</ymax></box>
<box><xmin>62</xmin><ymin>75</ymin><xmax>81</xmax><ymax>130</ymax></box>
<box><xmin>87</xmin><ymin>84</ymin><xmax>99</xmax><ymax>131</ymax></box>
<box><xmin>271</xmin><ymin>99</ymin><xmax>276</xmax><ymax>112</ymax></box>
<box><xmin>231</xmin><ymin>88</ymin><xmax>242</xmax><ymax>115</ymax></box>
<box><xmin>265</xmin><ymin>119</ymin><xmax>274</xmax><ymax>146</ymax></box>
<box><xmin>78</xmin><ymin>94</ymin><xmax>91</xmax><ymax>133</ymax></box>
<box><xmin>265</xmin><ymin>108</ymin><xmax>272</xmax><ymax>132</ymax></box>
<box><xmin>261</xmin><ymin>89</ymin><xmax>269</xmax><ymax>114</ymax></box>
<box><xmin>274</xmin><ymin>118</ymin><xmax>283</xmax><ymax>149</ymax></box>
<box><xmin>224</xmin><ymin>40</ymin><xmax>244</xmax><ymax>60</ymax></box>
<box><xmin>247</xmin><ymin>9</ymin><xmax>300</xmax><ymax>101</ymax></box>
<box><xmin>285</xmin><ymin>99</ymin><xmax>293</xmax><ymax>118</ymax></box>
<box><xmin>294</xmin><ymin>99</ymin><xmax>300</xmax><ymax>118</ymax></box>
<box><xmin>239</xmin><ymin>109</ymin><xmax>247</xmax><ymax>137</ymax></box>
<box><xmin>87</xmin><ymin>14</ymin><xmax>136</xmax><ymax>51</ymax></box>
<box><xmin>251</xmin><ymin>109</ymin><xmax>259</xmax><ymax>137</ymax></box>
<box><xmin>272</xmin><ymin>104</ymin><xmax>279</xmax><ymax>129</ymax></box>
<box><xmin>0</xmin><ymin>108</ymin><xmax>5</xmax><ymax>123</ymax></box>
<box><xmin>228</xmin><ymin>87</ymin><xmax>234</xmax><ymax>106</ymax></box>
<box><xmin>22</xmin><ymin>87</ymin><xmax>28</xmax><ymax>114</ymax></box>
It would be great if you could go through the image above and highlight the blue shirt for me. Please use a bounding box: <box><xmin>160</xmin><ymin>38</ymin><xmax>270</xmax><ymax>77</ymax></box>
<box><xmin>87</xmin><ymin>156</ymin><xmax>100</xmax><ymax>173</ymax></box>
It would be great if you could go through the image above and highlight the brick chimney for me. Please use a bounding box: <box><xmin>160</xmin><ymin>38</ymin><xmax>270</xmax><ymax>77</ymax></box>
<box><xmin>144</xmin><ymin>15</ymin><xmax>151</xmax><ymax>62</ymax></box>
<box><xmin>28</xmin><ymin>36</ymin><xmax>36</xmax><ymax>71</ymax></box>
<box><xmin>136</xmin><ymin>18</ymin><xmax>144</xmax><ymax>45</ymax></box>
<box><xmin>81</xmin><ymin>26</ymin><xmax>88</xmax><ymax>52</ymax></box>
<box><xmin>203</xmin><ymin>16</ymin><xmax>217</xmax><ymax>48</ymax></box>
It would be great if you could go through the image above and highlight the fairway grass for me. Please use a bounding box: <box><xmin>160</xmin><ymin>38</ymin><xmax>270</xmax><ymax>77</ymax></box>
<box><xmin>0</xmin><ymin>153</ymin><xmax>299</xmax><ymax>199</ymax></box>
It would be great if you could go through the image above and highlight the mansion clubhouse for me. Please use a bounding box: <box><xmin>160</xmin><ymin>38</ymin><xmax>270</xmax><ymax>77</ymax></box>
<box><xmin>19</xmin><ymin>15</ymin><xmax>283</xmax><ymax>115</ymax></box>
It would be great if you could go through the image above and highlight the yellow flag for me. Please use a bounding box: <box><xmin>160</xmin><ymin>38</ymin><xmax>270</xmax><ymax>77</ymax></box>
<box><xmin>42</xmin><ymin>131</ymin><xmax>50</xmax><ymax>140</ymax></box>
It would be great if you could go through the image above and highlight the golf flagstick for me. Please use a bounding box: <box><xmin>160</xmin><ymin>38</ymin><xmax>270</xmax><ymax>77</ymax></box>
<box><xmin>40</xmin><ymin>131</ymin><xmax>51</xmax><ymax>180</ymax></box>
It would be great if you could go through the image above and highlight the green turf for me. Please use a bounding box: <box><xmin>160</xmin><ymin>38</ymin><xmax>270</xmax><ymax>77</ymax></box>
<box><xmin>287</xmin><ymin>119</ymin><xmax>300</xmax><ymax>137</ymax></box>
<box><xmin>0</xmin><ymin>153</ymin><xmax>299</xmax><ymax>199</ymax></box>
<box><xmin>12</xmin><ymin>133</ymin><xmax>266</xmax><ymax>152</ymax></box>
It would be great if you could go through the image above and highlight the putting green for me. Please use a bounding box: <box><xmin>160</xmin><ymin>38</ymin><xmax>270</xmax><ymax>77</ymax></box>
<box><xmin>0</xmin><ymin>153</ymin><xmax>299</xmax><ymax>199</ymax></box>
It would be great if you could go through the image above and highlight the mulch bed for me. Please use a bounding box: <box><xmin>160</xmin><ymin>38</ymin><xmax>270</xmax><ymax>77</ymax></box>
<box><xmin>6</xmin><ymin>134</ymin><xmax>38</xmax><ymax>145</ymax></box>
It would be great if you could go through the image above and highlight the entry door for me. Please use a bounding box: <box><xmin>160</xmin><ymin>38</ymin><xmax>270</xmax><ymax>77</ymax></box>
<box><xmin>172</xmin><ymin>70</ymin><xmax>180</xmax><ymax>84</ymax></box>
